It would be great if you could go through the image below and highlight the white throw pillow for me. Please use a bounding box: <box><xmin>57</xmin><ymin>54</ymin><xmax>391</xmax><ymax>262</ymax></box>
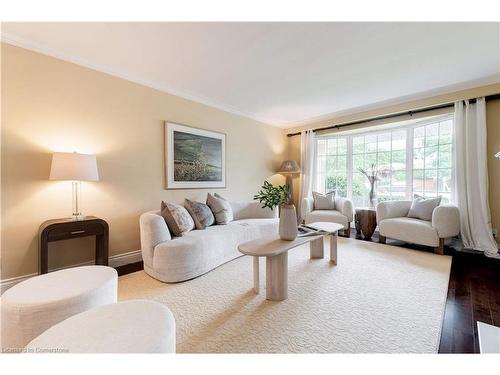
<box><xmin>207</xmin><ymin>193</ymin><xmax>234</xmax><ymax>224</ymax></box>
<box><xmin>312</xmin><ymin>191</ymin><xmax>335</xmax><ymax>210</ymax></box>
<box><xmin>407</xmin><ymin>195</ymin><xmax>442</xmax><ymax>221</ymax></box>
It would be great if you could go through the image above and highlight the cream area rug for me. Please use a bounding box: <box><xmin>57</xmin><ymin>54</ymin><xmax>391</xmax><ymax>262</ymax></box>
<box><xmin>118</xmin><ymin>237</ymin><xmax>451</xmax><ymax>353</ymax></box>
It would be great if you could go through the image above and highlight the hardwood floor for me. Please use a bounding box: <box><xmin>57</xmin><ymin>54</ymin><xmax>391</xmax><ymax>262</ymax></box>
<box><xmin>351</xmin><ymin>230</ymin><xmax>500</xmax><ymax>353</ymax></box>
<box><xmin>116</xmin><ymin>232</ymin><xmax>500</xmax><ymax>354</ymax></box>
<box><xmin>438</xmin><ymin>251</ymin><xmax>500</xmax><ymax>353</ymax></box>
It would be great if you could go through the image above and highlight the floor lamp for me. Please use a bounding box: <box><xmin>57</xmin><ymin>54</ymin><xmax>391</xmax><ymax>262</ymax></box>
<box><xmin>277</xmin><ymin>160</ymin><xmax>301</xmax><ymax>205</ymax></box>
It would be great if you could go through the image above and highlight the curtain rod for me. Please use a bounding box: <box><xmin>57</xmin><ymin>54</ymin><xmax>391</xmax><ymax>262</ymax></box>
<box><xmin>286</xmin><ymin>93</ymin><xmax>500</xmax><ymax>137</ymax></box>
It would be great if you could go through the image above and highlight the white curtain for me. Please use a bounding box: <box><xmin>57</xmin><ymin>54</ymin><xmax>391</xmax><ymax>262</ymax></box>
<box><xmin>298</xmin><ymin>130</ymin><xmax>315</xmax><ymax>221</ymax></box>
<box><xmin>454</xmin><ymin>98</ymin><xmax>499</xmax><ymax>258</ymax></box>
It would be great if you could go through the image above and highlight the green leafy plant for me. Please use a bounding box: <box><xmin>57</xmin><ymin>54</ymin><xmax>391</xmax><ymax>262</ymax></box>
<box><xmin>253</xmin><ymin>181</ymin><xmax>290</xmax><ymax>209</ymax></box>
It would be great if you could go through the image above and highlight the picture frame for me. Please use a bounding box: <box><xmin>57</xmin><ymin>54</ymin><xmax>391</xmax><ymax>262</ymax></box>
<box><xmin>165</xmin><ymin>122</ymin><xmax>226</xmax><ymax>189</ymax></box>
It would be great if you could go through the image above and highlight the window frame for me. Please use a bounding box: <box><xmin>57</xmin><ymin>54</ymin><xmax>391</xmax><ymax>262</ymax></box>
<box><xmin>313</xmin><ymin>114</ymin><xmax>454</xmax><ymax>205</ymax></box>
<box><xmin>410</xmin><ymin>117</ymin><xmax>454</xmax><ymax>202</ymax></box>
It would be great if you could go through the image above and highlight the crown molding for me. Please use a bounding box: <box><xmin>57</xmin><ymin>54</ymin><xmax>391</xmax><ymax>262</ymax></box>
<box><xmin>1</xmin><ymin>32</ymin><xmax>282</xmax><ymax>128</ymax></box>
<box><xmin>282</xmin><ymin>77</ymin><xmax>500</xmax><ymax>131</ymax></box>
<box><xmin>2</xmin><ymin>32</ymin><xmax>499</xmax><ymax>130</ymax></box>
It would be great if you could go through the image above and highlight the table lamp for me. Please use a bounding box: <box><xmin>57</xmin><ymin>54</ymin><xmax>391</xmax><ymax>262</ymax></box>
<box><xmin>49</xmin><ymin>152</ymin><xmax>99</xmax><ymax>220</ymax></box>
<box><xmin>277</xmin><ymin>160</ymin><xmax>301</xmax><ymax>204</ymax></box>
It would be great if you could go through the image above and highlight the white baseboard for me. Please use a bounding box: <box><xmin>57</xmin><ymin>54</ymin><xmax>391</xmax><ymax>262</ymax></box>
<box><xmin>0</xmin><ymin>250</ymin><xmax>142</xmax><ymax>294</ymax></box>
<box><xmin>108</xmin><ymin>249</ymin><xmax>143</xmax><ymax>268</ymax></box>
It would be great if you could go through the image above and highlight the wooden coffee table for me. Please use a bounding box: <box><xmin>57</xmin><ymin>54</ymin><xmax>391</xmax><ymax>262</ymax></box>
<box><xmin>238</xmin><ymin>222</ymin><xmax>343</xmax><ymax>301</ymax></box>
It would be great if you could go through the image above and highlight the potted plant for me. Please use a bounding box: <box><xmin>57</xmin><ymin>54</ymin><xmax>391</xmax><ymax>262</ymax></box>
<box><xmin>253</xmin><ymin>180</ymin><xmax>297</xmax><ymax>241</ymax></box>
<box><xmin>358</xmin><ymin>163</ymin><xmax>392</xmax><ymax>208</ymax></box>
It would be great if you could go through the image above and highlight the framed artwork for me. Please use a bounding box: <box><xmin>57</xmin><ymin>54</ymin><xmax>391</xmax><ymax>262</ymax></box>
<box><xmin>165</xmin><ymin>122</ymin><xmax>226</xmax><ymax>189</ymax></box>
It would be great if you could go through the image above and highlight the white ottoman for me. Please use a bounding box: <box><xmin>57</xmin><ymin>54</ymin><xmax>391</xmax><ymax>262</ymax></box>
<box><xmin>26</xmin><ymin>300</ymin><xmax>176</xmax><ymax>353</ymax></box>
<box><xmin>1</xmin><ymin>265</ymin><xmax>117</xmax><ymax>351</ymax></box>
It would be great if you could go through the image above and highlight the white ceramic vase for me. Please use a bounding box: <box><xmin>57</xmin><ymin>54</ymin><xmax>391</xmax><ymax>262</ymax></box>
<box><xmin>279</xmin><ymin>204</ymin><xmax>298</xmax><ymax>241</ymax></box>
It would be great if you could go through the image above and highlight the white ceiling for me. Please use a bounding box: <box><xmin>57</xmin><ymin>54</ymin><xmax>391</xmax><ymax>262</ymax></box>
<box><xmin>2</xmin><ymin>22</ymin><xmax>500</xmax><ymax>127</ymax></box>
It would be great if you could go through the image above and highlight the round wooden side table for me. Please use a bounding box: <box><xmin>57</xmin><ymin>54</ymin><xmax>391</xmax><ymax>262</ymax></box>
<box><xmin>355</xmin><ymin>208</ymin><xmax>377</xmax><ymax>240</ymax></box>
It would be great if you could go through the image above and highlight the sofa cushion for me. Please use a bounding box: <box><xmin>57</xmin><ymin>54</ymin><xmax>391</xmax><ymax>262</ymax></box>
<box><xmin>207</xmin><ymin>193</ymin><xmax>233</xmax><ymax>224</ymax></box>
<box><xmin>184</xmin><ymin>199</ymin><xmax>214</xmax><ymax>229</ymax></box>
<box><xmin>229</xmin><ymin>218</ymin><xmax>279</xmax><ymax>240</ymax></box>
<box><xmin>312</xmin><ymin>191</ymin><xmax>335</xmax><ymax>210</ymax></box>
<box><xmin>408</xmin><ymin>195</ymin><xmax>441</xmax><ymax>221</ymax></box>
<box><xmin>161</xmin><ymin>201</ymin><xmax>194</xmax><ymax>236</ymax></box>
<box><xmin>304</xmin><ymin>209</ymin><xmax>348</xmax><ymax>229</ymax></box>
<box><xmin>149</xmin><ymin>218</ymin><xmax>279</xmax><ymax>282</ymax></box>
<box><xmin>378</xmin><ymin>217</ymin><xmax>439</xmax><ymax>247</ymax></box>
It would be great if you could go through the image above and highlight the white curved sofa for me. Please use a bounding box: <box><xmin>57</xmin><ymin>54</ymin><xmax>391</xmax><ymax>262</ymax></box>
<box><xmin>140</xmin><ymin>201</ymin><xmax>278</xmax><ymax>282</ymax></box>
<box><xmin>376</xmin><ymin>200</ymin><xmax>460</xmax><ymax>254</ymax></box>
<box><xmin>302</xmin><ymin>196</ymin><xmax>354</xmax><ymax>236</ymax></box>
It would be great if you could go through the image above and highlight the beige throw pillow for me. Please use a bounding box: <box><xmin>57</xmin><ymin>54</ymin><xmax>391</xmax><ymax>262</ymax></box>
<box><xmin>407</xmin><ymin>195</ymin><xmax>441</xmax><ymax>221</ymax></box>
<box><xmin>312</xmin><ymin>191</ymin><xmax>335</xmax><ymax>210</ymax></box>
<box><xmin>160</xmin><ymin>201</ymin><xmax>195</xmax><ymax>236</ymax></box>
<box><xmin>206</xmin><ymin>193</ymin><xmax>233</xmax><ymax>224</ymax></box>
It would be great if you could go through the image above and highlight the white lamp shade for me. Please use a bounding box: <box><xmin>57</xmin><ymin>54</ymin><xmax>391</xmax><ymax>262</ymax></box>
<box><xmin>49</xmin><ymin>152</ymin><xmax>99</xmax><ymax>181</ymax></box>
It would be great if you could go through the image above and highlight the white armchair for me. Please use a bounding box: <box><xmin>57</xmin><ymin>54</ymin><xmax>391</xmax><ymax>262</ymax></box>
<box><xmin>302</xmin><ymin>196</ymin><xmax>354</xmax><ymax>236</ymax></box>
<box><xmin>376</xmin><ymin>200</ymin><xmax>460</xmax><ymax>255</ymax></box>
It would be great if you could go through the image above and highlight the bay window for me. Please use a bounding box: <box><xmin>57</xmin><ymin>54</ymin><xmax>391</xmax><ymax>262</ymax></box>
<box><xmin>411</xmin><ymin>119</ymin><xmax>453</xmax><ymax>203</ymax></box>
<box><xmin>316</xmin><ymin>137</ymin><xmax>348</xmax><ymax>197</ymax></box>
<box><xmin>314</xmin><ymin>115</ymin><xmax>454</xmax><ymax>206</ymax></box>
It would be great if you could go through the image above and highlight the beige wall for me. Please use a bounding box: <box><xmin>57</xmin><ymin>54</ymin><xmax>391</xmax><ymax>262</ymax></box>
<box><xmin>1</xmin><ymin>43</ymin><xmax>287</xmax><ymax>280</ymax></box>
<box><xmin>287</xmin><ymin>90</ymin><xmax>500</xmax><ymax>243</ymax></box>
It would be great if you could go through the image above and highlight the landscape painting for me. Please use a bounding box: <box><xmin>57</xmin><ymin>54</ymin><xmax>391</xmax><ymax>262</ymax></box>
<box><xmin>165</xmin><ymin>122</ymin><xmax>226</xmax><ymax>189</ymax></box>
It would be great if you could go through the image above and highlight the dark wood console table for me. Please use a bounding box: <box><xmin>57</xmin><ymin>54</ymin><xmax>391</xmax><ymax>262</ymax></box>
<box><xmin>39</xmin><ymin>216</ymin><xmax>109</xmax><ymax>274</ymax></box>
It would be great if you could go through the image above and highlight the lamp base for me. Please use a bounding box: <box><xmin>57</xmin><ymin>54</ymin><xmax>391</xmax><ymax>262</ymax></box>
<box><xmin>72</xmin><ymin>181</ymin><xmax>84</xmax><ymax>221</ymax></box>
<box><xmin>285</xmin><ymin>175</ymin><xmax>294</xmax><ymax>204</ymax></box>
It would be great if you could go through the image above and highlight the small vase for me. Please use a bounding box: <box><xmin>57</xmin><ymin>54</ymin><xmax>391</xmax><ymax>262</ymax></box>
<box><xmin>368</xmin><ymin>183</ymin><xmax>377</xmax><ymax>209</ymax></box>
<box><xmin>279</xmin><ymin>204</ymin><xmax>298</xmax><ymax>241</ymax></box>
